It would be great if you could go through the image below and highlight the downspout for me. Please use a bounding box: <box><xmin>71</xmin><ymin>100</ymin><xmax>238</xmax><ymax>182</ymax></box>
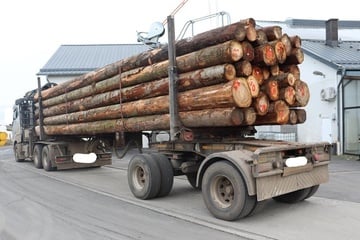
<box><xmin>336</xmin><ymin>67</ymin><xmax>346</xmax><ymax>155</ymax></box>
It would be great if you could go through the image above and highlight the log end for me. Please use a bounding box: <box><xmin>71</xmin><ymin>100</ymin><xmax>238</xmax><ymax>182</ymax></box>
<box><xmin>232</xmin><ymin>78</ymin><xmax>252</xmax><ymax>108</ymax></box>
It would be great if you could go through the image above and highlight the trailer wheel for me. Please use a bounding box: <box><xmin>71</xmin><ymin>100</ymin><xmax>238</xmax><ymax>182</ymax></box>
<box><xmin>148</xmin><ymin>153</ymin><xmax>174</xmax><ymax>197</ymax></box>
<box><xmin>14</xmin><ymin>143</ymin><xmax>25</xmax><ymax>162</ymax></box>
<box><xmin>42</xmin><ymin>146</ymin><xmax>55</xmax><ymax>171</ymax></box>
<box><xmin>273</xmin><ymin>187</ymin><xmax>312</xmax><ymax>203</ymax></box>
<box><xmin>128</xmin><ymin>154</ymin><xmax>161</xmax><ymax>200</ymax></box>
<box><xmin>33</xmin><ymin>144</ymin><xmax>43</xmax><ymax>169</ymax></box>
<box><xmin>201</xmin><ymin>161</ymin><xmax>254</xmax><ymax>221</ymax></box>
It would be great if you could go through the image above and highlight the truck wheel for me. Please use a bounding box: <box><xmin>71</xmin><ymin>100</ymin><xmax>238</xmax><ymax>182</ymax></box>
<box><xmin>273</xmin><ymin>188</ymin><xmax>312</xmax><ymax>203</ymax></box>
<box><xmin>127</xmin><ymin>154</ymin><xmax>161</xmax><ymax>200</ymax></box>
<box><xmin>33</xmin><ymin>145</ymin><xmax>43</xmax><ymax>169</ymax></box>
<box><xmin>14</xmin><ymin>144</ymin><xmax>25</xmax><ymax>162</ymax></box>
<box><xmin>304</xmin><ymin>185</ymin><xmax>320</xmax><ymax>200</ymax></box>
<box><xmin>42</xmin><ymin>146</ymin><xmax>55</xmax><ymax>171</ymax></box>
<box><xmin>201</xmin><ymin>161</ymin><xmax>254</xmax><ymax>221</ymax></box>
<box><xmin>148</xmin><ymin>153</ymin><xmax>174</xmax><ymax>197</ymax></box>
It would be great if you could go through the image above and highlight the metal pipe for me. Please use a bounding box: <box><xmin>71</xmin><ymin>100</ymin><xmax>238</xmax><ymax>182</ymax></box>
<box><xmin>37</xmin><ymin>77</ymin><xmax>45</xmax><ymax>140</ymax></box>
<box><xmin>167</xmin><ymin>15</ymin><xmax>181</xmax><ymax>141</ymax></box>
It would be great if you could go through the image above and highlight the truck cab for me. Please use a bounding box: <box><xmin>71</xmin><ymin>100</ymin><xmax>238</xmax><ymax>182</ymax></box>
<box><xmin>12</xmin><ymin>97</ymin><xmax>35</xmax><ymax>161</ymax></box>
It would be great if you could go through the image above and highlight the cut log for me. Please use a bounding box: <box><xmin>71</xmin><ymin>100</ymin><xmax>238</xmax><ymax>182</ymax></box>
<box><xmin>270</xmin><ymin>72</ymin><xmax>296</xmax><ymax>87</ymax></box>
<box><xmin>253</xmin><ymin>43</ymin><xmax>277</xmax><ymax>66</ymax></box>
<box><xmin>279</xmin><ymin>86</ymin><xmax>296</xmax><ymax>105</ymax></box>
<box><xmin>261</xmin><ymin>80</ymin><xmax>279</xmax><ymax>101</ymax></box>
<box><xmin>252</xmin><ymin>91</ymin><xmax>269</xmax><ymax>116</ymax></box>
<box><xmin>234</xmin><ymin>60</ymin><xmax>252</xmax><ymax>77</ymax></box>
<box><xmin>262</xmin><ymin>26</ymin><xmax>282</xmax><ymax>41</ymax></box>
<box><xmin>41</xmin><ymin>77</ymin><xmax>246</xmax><ymax>118</ymax></box>
<box><xmin>294</xmin><ymin>109</ymin><xmax>306</xmax><ymax>124</ymax></box>
<box><xmin>40</xmin><ymin>63</ymin><xmax>236</xmax><ymax>108</ymax></box>
<box><xmin>270</xmin><ymin>64</ymin><xmax>280</xmax><ymax>76</ymax></box>
<box><xmin>284</xmin><ymin>47</ymin><xmax>304</xmax><ymax>65</ymax></box>
<box><xmin>37</xmin><ymin>108</ymin><xmax>246</xmax><ymax>136</ymax></box>
<box><xmin>241</xmin><ymin>41</ymin><xmax>255</xmax><ymax>61</ymax></box>
<box><xmin>279</xmin><ymin>64</ymin><xmax>300</xmax><ymax>80</ymax></box>
<box><xmin>290</xmin><ymin>35</ymin><xmax>302</xmax><ymax>48</ymax></box>
<box><xmin>254</xmin><ymin>100</ymin><xmax>290</xmax><ymax>125</ymax></box>
<box><xmin>269</xmin><ymin>40</ymin><xmax>287</xmax><ymax>64</ymax></box>
<box><xmin>252</xmin><ymin>66</ymin><xmax>265</xmax><ymax>85</ymax></box>
<box><xmin>255</xmin><ymin>29</ymin><xmax>268</xmax><ymax>46</ymax></box>
<box><xmin>231</xmin><ymin>78</ymin><xmax>252</xmax><ymax>108</ymax></box>
<box><xmin>241</xmin><ymin>107</ymin><xmax>257</xmax><ymax>125</ymax></box>
<box><xmin>294</xmin><ymin>80</ymin><xmax>310</xmax><ymax>107</ymax></box>
<box><xmin>288</xmin><ymin>110</ymin><xmax>298</xmax><ymax>125</ymax></box>
<box><xmin>246</xmin><ymin>75</ymin><xmax>260</xmax><ymax>98</ymax></box>
<box><xmin>280</xmin><ymin>34</ymin><xmax>292</xmax><ymax>56</ymax></box>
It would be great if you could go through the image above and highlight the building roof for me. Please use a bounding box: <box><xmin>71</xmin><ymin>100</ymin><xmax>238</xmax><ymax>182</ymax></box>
<box><xmin>302</xmin><ymin>40</ymin><xmax>360</xmax><ymax>70</ymax></box>
<box><xmin>38</xmin><ymin>44</ymin><xmax>150</xmax><ymax>76</ymax></box>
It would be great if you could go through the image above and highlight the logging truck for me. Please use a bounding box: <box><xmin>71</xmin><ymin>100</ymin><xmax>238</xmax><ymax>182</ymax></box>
<box><xmin>12</xmin><ymin>16</ymin><xmax>331</xmax><ymax>221</ymax></box>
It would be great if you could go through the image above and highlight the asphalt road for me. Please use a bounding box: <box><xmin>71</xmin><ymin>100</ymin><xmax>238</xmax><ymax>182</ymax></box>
<box><xmin>1</xmin><ymin>145</ymin><xmax>360</xmax><ymax>240</ymax></box>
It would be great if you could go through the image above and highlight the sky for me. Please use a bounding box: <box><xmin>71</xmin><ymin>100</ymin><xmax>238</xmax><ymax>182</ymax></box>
<box><xmin>0</xmin><ymin>0</ymin><xmax>359</xmax><ymax>126</ymax></box>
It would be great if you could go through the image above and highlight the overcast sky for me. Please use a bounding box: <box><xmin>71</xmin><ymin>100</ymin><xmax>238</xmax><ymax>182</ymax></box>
<box><xmin>0</xmin><ymin>0</ymin><xmax>359</xmax><ymax>126</ymax></box>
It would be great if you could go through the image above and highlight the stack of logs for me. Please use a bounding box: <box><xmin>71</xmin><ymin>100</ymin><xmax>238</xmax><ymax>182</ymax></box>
<box><xmin>34</xmin><ymin>18</ymin><xmax>309</xmax><ymax>136</ymax></box>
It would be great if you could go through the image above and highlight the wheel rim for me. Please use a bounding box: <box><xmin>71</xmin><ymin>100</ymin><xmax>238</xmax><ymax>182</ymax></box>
<box><xmin>132</xmin><ymin>165</ymin><xmax>146</xmax><ymax>190</ymax></box>
<box><xmin>211</xmin><ymin>175</ymin><xmax>234</xmax><ymax>208</ymax></box>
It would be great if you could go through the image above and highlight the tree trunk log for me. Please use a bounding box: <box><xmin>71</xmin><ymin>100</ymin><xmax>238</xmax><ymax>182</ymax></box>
<box><xmin>284</xmin><ymin>47</ymin><xmax>304</xmax><ymax>65</ymax></box>
<box><xmin>269</xmin><ymin>40</ymin><xmax>287</xmax><ymax>64</ymax></box>
<box><xmin>252</xmin><ymin>66</ymin><xmax>265</xmax><ymax>85</ymax></box>
<box><xmin>246</xmin><ymin>75</ymin><xmax>260</xmax><ymax>98</ymax></box>
<box><xmin>253</xmin><ymin>43</ymin><xmax>277</xmax><ymax>66</ymax></box>
<box><xmin>294</xmin><ymin>80</ymin><xmax>310</xmax><ymax>107</ymax></box>
<box><xmin>252</xmin><ymin>91</ymin><xmax>269</xmax><ymax>116</ymax></box>
<box><xmin>279</xmin><ymin>86</ymin><xmax>296</xmax><ymax>105</ymax></box>
<box><xmin>261</xmin><ymin>80</ymin><xmax>279</xmax><ymax>101</ymax></box>
<box><xmin>234</xmin><ymin>60</ymin><xmax>252</xmax><ymax>77</ymax></box>
<box><xmin>279</xmin><ymin>64</ymin><xmax>300</xmax><ymax>80</ymax></box>
<box><xmin>254</xmin><ymin>100</ymin><xmax>290</xmax><ymax>125</ymax></box>
<box><xmin>280</xmin><ymin>33</ymin><xmax>292</xmax><ymax>56</ymax></box>
<box><xmin>241</xmin><ymin>41</ymin><xmax>255</xmax><ymax>61</ymax></box>
<box><xmin>37</xmin><ymin>107</ymin><xmax>245</xmax><ymax>136</ymax></box>
<box><xmin>262</xmin><ymin>26</ymin><xmax>283</xmax><ymax>41</ymax></box>
<box><xmin>270</xmin><ymin>72</ymin><xmax>296</xmax><ymax>87</ymax></box>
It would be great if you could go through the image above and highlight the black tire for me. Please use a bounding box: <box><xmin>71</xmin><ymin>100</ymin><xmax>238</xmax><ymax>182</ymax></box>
<box><xmin>273</xmin><ymin>188</ymin><xmax>312</xmax><ymax>203</ymax></box>
<box><xmin>127</xmin><ymin>154</ymin><xmax>161</xmax><ymax>200</ymax></box>
<box><xmin>304</xmin><ymin>185</ymin><xmax>320</xmax><ymax>200</ymax></box>
<box><xmin>148</xmin><ymin>153</ymin><xmax>174</xmax><ymax>198</ymax></box>
<box><xmin>201</xmin><ymin>161</ymin><xmax>254</xmax><ymax>221</ymax></box>
<box><xmin>33</xmin><ymin>144</ymin><xmax>43</xmax><ymax>169</ymax></box>
<box><xmin>14</xmin><ymin>144</ymin><xmax>25</xmax><ymax>162</ymax></box>
<box><xmin>186</xmin><ymin>173</ymin><xmax>200</xmax><ymax>190</ymax></box>
<box><xmin>42</xmin><ymin>145</ymin><xmax>55</xmax><ymax>171</ymax></box>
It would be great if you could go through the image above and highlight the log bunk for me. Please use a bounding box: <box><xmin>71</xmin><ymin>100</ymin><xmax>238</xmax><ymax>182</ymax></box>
<box><xmin>33</xmin><ymin>18</ymin><xmax>309</xmax><ymax>139</ymax></box>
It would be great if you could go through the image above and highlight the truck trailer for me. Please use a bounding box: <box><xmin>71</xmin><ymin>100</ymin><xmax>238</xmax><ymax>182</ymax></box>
<box><xmin>12</xmin><ymin>16</ymin><xmax>330</xmax><ymax>220</ymax></box>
